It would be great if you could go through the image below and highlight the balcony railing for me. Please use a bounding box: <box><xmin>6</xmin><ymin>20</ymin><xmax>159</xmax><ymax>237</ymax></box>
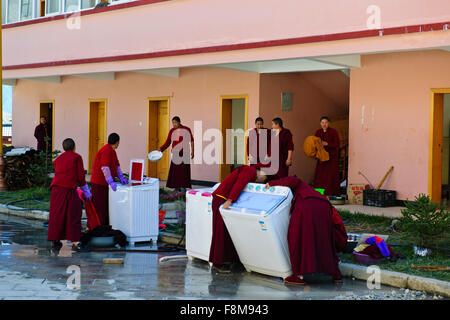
<box><xmin>1</xmin><ymin>0</ymin><xmax>137</xmax><ymax>25</ymax></box>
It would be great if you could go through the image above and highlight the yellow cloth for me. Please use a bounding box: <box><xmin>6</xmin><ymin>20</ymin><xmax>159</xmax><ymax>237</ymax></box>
<box><xmin>354</xmin><ymin>243</ymin><xmax>370</xmax><ymax>253</ymax></box>
<box><xmin>302</xmin><ymin>136</ymin><xmax>329</xmax><ymax>162</ymax></box>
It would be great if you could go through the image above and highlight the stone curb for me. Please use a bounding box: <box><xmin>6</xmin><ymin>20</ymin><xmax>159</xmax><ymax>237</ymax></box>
<box><xmin>339</xmin><ymin>263</ymin><xmax>450</xmax><ymax>297</ymax></box>
<box><xmin>0</xmin><ymin>203</ymin><xmax>49</xmax><ymax>221</ymax></box>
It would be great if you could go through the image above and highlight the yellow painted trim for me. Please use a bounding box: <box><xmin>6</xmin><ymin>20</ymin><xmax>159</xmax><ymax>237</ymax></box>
<box><xmin>219</xmin><ymin>94</ymin><xmax>249</xmax><ymax>181</ymax></box>
<box><xmin>147</xmin><ymin>97</ymin><xmax>171</xmax><ymax>178</ymax></box>
<box><xmin>87</xmin><ymin>99</ymin><xmax>107</xmax><ymax>174</ymax></box>
<box><xmin>429</xmin><ymin>89</ymin><xmax>450</xmax><ymax>201</ymax></box>
<box><xmin>39</xmin><ymin>100</ymin><xmax>55</xmax><ymax>152</ymax></box>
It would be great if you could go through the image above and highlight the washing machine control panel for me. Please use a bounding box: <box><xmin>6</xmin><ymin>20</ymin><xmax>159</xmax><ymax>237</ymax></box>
<box><xmin>245</xmin><ymin>183</ymin><xmax>290</xmax><ymax>196</ymax></box>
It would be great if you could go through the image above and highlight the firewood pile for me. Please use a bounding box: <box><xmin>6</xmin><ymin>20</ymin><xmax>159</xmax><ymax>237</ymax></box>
<box><xmin>3</xmin><ymin>148</ymin><xmax>38</xmax><ymax>190</ymax></box>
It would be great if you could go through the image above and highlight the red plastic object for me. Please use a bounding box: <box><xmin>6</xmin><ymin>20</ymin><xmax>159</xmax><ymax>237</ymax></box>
<box><xmin>77</xmin><ymin>187</ymin><xmax>101</xmax><ymax>230</ymax></box>
<box><xmin>159</xmin><ymin>210</ymin><xmax>167</xmax><ymax>225</ymax></box>
<box><xmin>353</xmin><ymin>252</ymin><xmax>382</xmax><ymax>265</ymax></box>
<box><xmin>130</xmin><ymin>162</ymin><xmax>143</xmax><ymax>181</ymax></box>
<box><xmin>201</xmin><ymin>192</ymin><xmax>212</xmax><ymax>197</ymax></box>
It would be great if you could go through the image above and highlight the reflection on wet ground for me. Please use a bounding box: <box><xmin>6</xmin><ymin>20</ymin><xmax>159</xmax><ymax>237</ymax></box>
<box><xmin>0</xmin><ymin>213</ymin><xmax>432</xmax><ymax>300</ymax></box>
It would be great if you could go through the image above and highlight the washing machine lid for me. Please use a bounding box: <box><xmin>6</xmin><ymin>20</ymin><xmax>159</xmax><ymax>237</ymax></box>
<box><xmin>228</xmin><ymin>191</ymin><xmax>287</xmax><ymax>215</ymax></box>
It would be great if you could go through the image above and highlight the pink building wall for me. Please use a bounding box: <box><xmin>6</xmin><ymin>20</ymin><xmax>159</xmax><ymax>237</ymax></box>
<box><xmin>259</xmin><ymin>72</ymin><xmax>347</xmax><ymax>184</ymax></box>
<box><xmin>12</xmin><ymin>67</ymin><xmax>260</xmax><ymax>181</ymax></box>
<box><xmin>348</xmin><ymin>49</ymin><xmax>450</xmax><ymax>200</ymax></box>
<box><xmin>3</xmin><ymin>0</ymin><xmax>450</xmax><ymax>77</ymax></box>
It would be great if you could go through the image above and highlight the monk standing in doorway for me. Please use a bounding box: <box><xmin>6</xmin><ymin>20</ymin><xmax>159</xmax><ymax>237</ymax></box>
<box><xmin>48</xmin><ymin>138</ymin><xmax>91</xmax><ymax>251</ymax></box>
<box><xmin>159</xmin><ymin>116</ymin><xmax>194</xmax><ymax>191</ymax></box>
<box><xmin>247</xmin><ymin>117</ymin><xmax>271</xmax><ymax>167</ymax></box>
<box><xmin>91</xmin><ymin>133</ymin><xmax>128</xmax><ymax>225</ymax></box>
<box><xmin>34</xmin><ymin>116</ymin><xmax>50</xmax><ymax>152</ymax></box>
<box><xmin>314</xmin><ymin>116</ymin><xmax>340</xmax><ymax>196</ymax></box>
<box><xmin>270</xmin><ymin>117</ymin><xmax>294</xmax><ymax>179</ymax></box>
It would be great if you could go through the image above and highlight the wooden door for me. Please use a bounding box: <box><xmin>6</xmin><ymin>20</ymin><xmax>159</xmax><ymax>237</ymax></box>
<box><xmin>220</xmin><ymin>99</ymin><xmax>232</xmax><ymax>181</ymax></box>
<box><xmin>39</xmin><ymin>101</ymin><xmax>54</xmax><ymax>151</ymax></box>
<box><xmin>148</xmin><ymin>101</ymin><xmax>158</xmax><ymax>178</ymax></box>
<box><xmin>88</xmin><ymin>100</ymin><xmax>107</xmax><ymax>174</ymax></box>
<box><xmin>157</xmin><ymin>100</ymin><xmax>170</xmax><ymax>180</ymax></box>
<box><xmin>430</xmin><ymin>92</ymin><xmax>444</xmax><ymax>202</ymax></box>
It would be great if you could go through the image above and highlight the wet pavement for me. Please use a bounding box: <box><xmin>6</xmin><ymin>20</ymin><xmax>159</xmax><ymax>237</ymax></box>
<box><xmin>0</xmin><ymin>213</ymin><xmax>439</xmax><ymax>300</ymax></box>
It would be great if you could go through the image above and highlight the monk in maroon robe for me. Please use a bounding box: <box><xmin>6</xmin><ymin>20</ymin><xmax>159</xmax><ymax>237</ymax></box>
<box><xmin>270</xmin><ymin>117</ymin><xmax>294</xmax><ymax>179</ymax></box>
<box><xmin>159</xmin><ymin>116</ymin><xmax>194</xmax><ymax>190</ymax></box>
<box><xmin>209</xmin><ymin>165</ymin><xmax>268</xmax><ymax>272</ymax></box>
<box><xmin>314</xmin><ymin>116</ymin><xmax>341</xmax><ymax>196</ymax></box>
<box><xmin>267</xmin><ymin>176</ymin><xmax>343</xmax><ymax>285</ymax></box>
<box><xmin>34</xmin><ymin>116</ymin><xmax>50</xmax><ymax>152</ymax></box>
<box><xmin>247</xmin><ymin>117</ymin><xmax>271</xmax><ymax>167</ymax></box>
<box><xmin>91</xmin><ymin>133</ymin><xmax>127</xmax><ymax>226</ymax></box>
<box><xmin>48</xmin><ymin>138</ymin><xmax>91</xmax><ymax>251</ymax></box>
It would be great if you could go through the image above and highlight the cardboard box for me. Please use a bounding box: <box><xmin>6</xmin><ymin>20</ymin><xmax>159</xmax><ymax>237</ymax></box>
<box><xmin>347</xmin><ymin>184</ymin><xmax>369</xmax><ymax>204</ymax></box>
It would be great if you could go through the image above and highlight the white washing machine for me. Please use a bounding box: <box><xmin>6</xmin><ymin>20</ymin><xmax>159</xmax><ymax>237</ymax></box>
<box><xmin>220</xmin><ymin>183</ymin><xmax>293</xmax><ymax>279</ymax></box>
<box><xmin>109</xmin><ymin>178</ymin><xmax>160</xmax><ymax>246</ymax></box>
<box><xmin>185</xmin><ymin>184</ymin><xmax>220</xmax><ymax>262</ymax></box>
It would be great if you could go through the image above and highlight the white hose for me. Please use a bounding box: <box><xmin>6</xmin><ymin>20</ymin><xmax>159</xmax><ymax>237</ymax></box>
<box><xmin>158</xmin><ymin>255</ymin><xmax>188</xmax><ymax>263</ymax></box>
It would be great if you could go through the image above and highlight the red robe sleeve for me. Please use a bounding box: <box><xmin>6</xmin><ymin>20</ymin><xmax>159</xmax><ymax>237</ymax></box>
<box><xmin>227</xmin><ymin>166</ymin><xmax>257</xmax><ymax>202</ymax></box>
<box><xmin>159</xmin><ymin>128</ymin><xmax>173</xmax><ymax>152</ymax></box>
<box><xmin>332</xmin><ymin>207</ymin><xmax>348</xmax><ymax>252</ymax></box>
<box><xmin>286</xmin><ymin>130</ymin><xmax>294</xmax><ymax>151</ymax></box>
<box><xmin>268</xmin><ymin>176</ymin><xmax>301</xmax><ymax>192</ymax></box>
<box><xmin>76</xmin><ymin>154</ymin><xmax>87</xmax><ymax>187</ymax></box>
<box><xmin>34</xmin><ymin>125</ymin><xmax>39</xmax><ymax>139</ymax></box>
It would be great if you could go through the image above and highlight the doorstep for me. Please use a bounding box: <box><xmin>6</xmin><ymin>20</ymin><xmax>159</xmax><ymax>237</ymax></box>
<box><xmin>339</xmin><ymin>262</ymin><xmax>450</xmax><ymax>297</ymax></box>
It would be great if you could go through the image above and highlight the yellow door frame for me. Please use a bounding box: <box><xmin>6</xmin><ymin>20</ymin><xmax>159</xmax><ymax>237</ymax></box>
<box><xmin>219</xmin><ymin>94</ymin><xmax>249</xmax><ymax>181</ymax></box>
<box><xmin>147</xmin><ymin>97</ymin><xmax>171</xmax><ymax>179</ymax></box>
<box><xmin>88</xmin><ymin>99</ymin><xmax>107</xmax><ymax>174</ymax></box>
<box><xmin>39</xmin><ymin>100</ymin><xmax>55</xmax><ymax>152</ymax></box>
<box><xmin>429</xmin><ymin>88</ymin><xmax>450</xmax><ymax>202</ymax></box>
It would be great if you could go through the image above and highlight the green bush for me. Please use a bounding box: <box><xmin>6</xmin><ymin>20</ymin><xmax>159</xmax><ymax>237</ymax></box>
<box><xmin>399</xmin><ymin>194</ymin><xmax>450</xmax><ymax>248</ymax></box>
<box><xmin>29</xmin><ymin>140</ymin><xmax>61</xmax><ymax>188</ymax></box>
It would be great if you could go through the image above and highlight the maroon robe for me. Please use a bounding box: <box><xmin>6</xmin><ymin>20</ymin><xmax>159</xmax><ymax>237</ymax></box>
<box><xmin>270</xmin><ymin>128</ymin><xmax>294</xmax><ymax>179</ymax></box>
<box><xmin>246</xmin><ymin>128</ymin><xmax>271</xmax><ymax>167</ymax></box>
<box><xmin>314</xmin><ymin>127</ymin><xmax>340</xmax><ymax>196</ymax></box>
<box><xmin>47</xmin><ymin>151</ymin><xmax>86</xmax><ymax>242</ymax></box>
<box><xmin>90</xmin><ymin>144</ymin><xmax>120</xmax><ymax>225</ymax></box>
<box><xmin>159</xmin><ymin>125</ymin><xmax>194</xmax><ymax>189</ymax></box>
<box><xmin>209</xmin><ymin>165</ymin><xmax>257</xmax><ymax>265</ymax></box>
<box><xmin>34</xmin><ymin>123</ymin><xmax>50</xmax><ymax>152</ymax></box>
<box><xmin>269</xmin><ymin>176</ymin><xmax>342</xmax><ymax>280</ymax></box>
<box><xmin>91</xmin><ymin>184</ymin><xmax>109</xmax><ymax>226</ymax></box>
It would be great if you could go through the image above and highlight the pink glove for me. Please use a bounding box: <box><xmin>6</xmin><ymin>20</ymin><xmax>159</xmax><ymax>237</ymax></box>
<box><xmin>101</xmin><ymin>166</ymin><xmax>117</xmax><ymax>191</ymax></box>
<box><xmin>116</xmin><ymin>166</ymin><xmax>128</xmax><ymax>185</ymax></box>
<box><xmin>80</xmin><ymin>184</ymin><xmax>92</xmax><ymax>200</ymax></box>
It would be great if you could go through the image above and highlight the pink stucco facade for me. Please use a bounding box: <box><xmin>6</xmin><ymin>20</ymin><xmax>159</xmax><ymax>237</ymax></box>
<box><xmin>12</xmin><ymin>67</ymin><xmax>260</xmax><ymax>181</ymax></box>
<box><xmin>349</xmin><ymin>49</ymin><xmax>450</xmax><ymax>200</ymax></box>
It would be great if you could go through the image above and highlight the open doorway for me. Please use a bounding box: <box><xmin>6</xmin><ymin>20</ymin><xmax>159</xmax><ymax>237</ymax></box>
<box><xmin>430</xmin><ymin>89</ymin><xmax>450</xmax><ymax>204</ymax></box>
<box><xmin>147</xmin><ymin>97</ymin><xmax>170</xmax><ymax>180</ymax></box>
<box><xmin>39</xmin><ymin>100</ymin><xmax>54</xmax><ymax>152</ymax></box>
<box><xmin>220</xmin><ymin>95</ymin><xmax>248</xmax><ymax>181</ymax></box>
<box><xmin>88</xmin><ymin>99</ymin><xmax>107</xmax><ymax>174</ymax></box>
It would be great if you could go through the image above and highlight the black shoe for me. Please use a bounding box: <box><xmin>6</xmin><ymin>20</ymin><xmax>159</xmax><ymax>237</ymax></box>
<box><xmin>51</xmin><ymin>241</ymin><xmax>62</xmax><ymax>249</ymax></box>
<box><xmin>212</xmin><ymin>264</ymin><xmax>232</xmax><ymax>273</ymax></box>
<box><xmin>71</xmin><ymin>243</ymin><xmax>90</xmax><ymax>252</ymax></box>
